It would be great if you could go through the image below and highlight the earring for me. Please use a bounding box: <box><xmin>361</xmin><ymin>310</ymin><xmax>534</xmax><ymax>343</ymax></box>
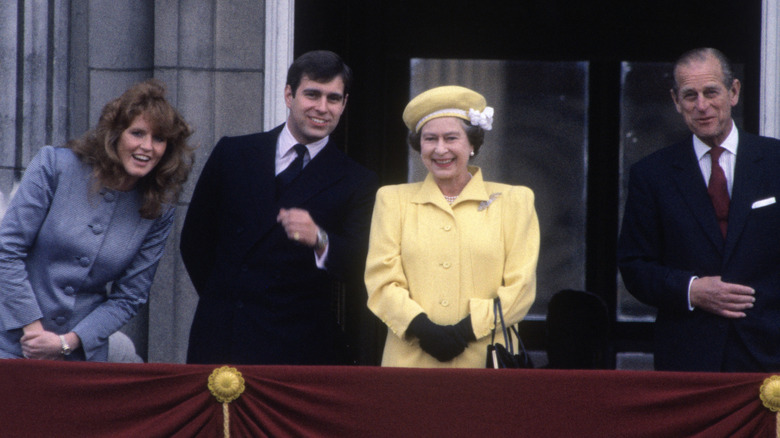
<box><xmin>469</xmin><ymin>151</ymin><xmax>475</xmax><ymax>157</ymax></box>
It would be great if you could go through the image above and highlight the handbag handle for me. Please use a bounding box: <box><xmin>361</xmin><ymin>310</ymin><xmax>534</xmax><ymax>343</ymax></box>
<box><xmin>509</xmin><ymin>324</ymin><xmax>531</xmax><ymax>366</ymax></box>
<box><xmin>491</xmin><ymin>298</ymin><xmax>515</xmax><ymax>356</ymax></box>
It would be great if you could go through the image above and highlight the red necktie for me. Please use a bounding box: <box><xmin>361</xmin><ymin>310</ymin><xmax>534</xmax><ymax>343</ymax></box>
<box><xmin>707</xmin><ymin>146</ymin><xmax>729</xmax><ymax>238</ymax></box>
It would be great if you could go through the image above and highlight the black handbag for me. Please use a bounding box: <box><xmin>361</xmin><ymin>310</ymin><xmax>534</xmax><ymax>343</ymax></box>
<box><xmin>486</xmin><ymin>299</ymin><xmax>533</xmax><ymax>369</ymax></box>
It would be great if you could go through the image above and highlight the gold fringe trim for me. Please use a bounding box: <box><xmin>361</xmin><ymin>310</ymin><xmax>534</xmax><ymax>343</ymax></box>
<box><xmin>759</xmin><ymin>375</ymin><xmax>780</xmax><ymax>438</ymax></box>
<box><xmin>208</xmin><ymin>366</ymin><xmax>246</xmax><ymax>438</ymax></box>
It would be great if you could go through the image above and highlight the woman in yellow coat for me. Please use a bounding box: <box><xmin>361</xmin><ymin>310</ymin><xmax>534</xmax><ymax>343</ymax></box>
<box><xmin>365</xmin><ymin>86</ymin><xmax>540</xmax><ymax>368</ymax></box>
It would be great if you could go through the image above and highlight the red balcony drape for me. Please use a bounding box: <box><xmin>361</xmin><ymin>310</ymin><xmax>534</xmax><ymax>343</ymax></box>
<box><xmin>0</xmin><ymin>360</ymin><xmax>774</xmax><ymax>437</ymax></box>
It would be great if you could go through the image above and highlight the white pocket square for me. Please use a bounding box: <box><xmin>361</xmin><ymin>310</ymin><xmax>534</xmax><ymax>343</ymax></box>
<box><xmin>752</xmin><ymin>197</ymin><xmax>776</xmax><ymax>209</ymax></box>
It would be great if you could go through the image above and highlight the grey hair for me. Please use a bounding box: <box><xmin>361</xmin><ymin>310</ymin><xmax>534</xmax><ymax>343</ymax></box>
<box><xmin>672</xmin><ymin>47</ymin><xmax>735</xmax><ymax>94</ymax></box>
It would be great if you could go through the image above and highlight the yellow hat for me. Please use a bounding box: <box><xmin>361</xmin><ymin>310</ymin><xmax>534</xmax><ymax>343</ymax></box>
<box><xmin>402</xmin><ymin>85</ymin><xmax>493</xmax><ymax>133</ymax></box>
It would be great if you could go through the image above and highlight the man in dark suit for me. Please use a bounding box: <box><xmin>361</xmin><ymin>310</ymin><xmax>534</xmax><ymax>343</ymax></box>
<box><xmin>181</xmin><ymin>50</ymin><xmax>378</xmax><ymax>365</ymax></box>
<box><xmin>618</xmin><ymin>47</ymin><xmax>780</xmax><ymax>372</ymax></box>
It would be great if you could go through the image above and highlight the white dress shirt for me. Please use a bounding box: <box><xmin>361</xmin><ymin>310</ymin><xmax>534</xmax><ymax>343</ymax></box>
<box><xmin>693</xmin><ymin>120</ymin><xmax>738</xmax><ymax>195</ymax></box>
<box><xmin>688</xmin><ymin>120</ymin><xmax>739</xmax><ymax>310</ymax></box>
<box><xmin>275</xmin><ymin>125</ymin><xmax>328</xmax><ymax>175</ymax></box>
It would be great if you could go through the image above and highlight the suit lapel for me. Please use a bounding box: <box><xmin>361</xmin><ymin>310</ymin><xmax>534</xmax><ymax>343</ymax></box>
<box><xmin>277</xmin><ymin>141</ymin><xmax>346</xmax><ymax>207</ymax></box>
<box><xmin>723</xmin><ymin>135</ymin><xmax>763</xmax><ymax>264</ymax></box>
<box><xmin>670</xmin><ymin>140</ymin><xmax>725</xmax><ymax>252</ymax></box>
<box><xmin>239</xmin><ymin>137</ymin><xmax>347</xmax><ymax>259</ymax></box>
<box><xmin>238</xmin><ymin>127</ymin><xmax>283</xmax><ymax>254</ymax></box>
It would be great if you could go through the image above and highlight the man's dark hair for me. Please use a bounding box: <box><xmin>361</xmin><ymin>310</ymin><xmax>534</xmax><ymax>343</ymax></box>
<box><xmin>286</xmin><ymin>50</ymin><xmax>353</xmax><ymax>97</ymax></box>
<box><xmin>672</xmin><ymin>47</ymin><xmax>735</xmax><ymax>94</ymax></box>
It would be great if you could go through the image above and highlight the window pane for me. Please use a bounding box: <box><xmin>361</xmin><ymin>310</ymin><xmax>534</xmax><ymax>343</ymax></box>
<box><xmin>408</xmin><ymin>59</ymin><xmax>588</xmax><ymax>318</ymax></box>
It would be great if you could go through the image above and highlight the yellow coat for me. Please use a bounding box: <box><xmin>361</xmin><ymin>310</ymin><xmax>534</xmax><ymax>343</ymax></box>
<box><xmin>365</xmin><ymin>167</ymin><xmax>539</xmax><ymax>368</ymax></box>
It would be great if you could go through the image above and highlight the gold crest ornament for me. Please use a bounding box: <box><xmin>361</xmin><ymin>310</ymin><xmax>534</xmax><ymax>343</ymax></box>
<box><xmin>208</xmin><ymin>366</ymin><xmax>246</xmax><ymax>437</ymax></box>
<box><xmin>759</xmin><ymin>375</ymin><xmax>780</xmax><ymax>437</ymax></box>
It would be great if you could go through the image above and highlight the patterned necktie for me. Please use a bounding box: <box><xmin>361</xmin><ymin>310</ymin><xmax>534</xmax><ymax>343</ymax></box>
<box><xmin>707</xmin><ymin>146</ymin><xmax>729</xmax><ymax>238</ymax></box>
<box><xmin>276</xmin><ymin>144</ymin><xmax>307</xmax><ymax>192</ymax></box>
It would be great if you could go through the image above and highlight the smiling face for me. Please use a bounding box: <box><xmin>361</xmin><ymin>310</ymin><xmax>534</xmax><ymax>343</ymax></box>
<box><xmin>671</xmin><ymin>54</ymin><xmax>740</xmax><ymax>148</ymax></box>
<box><xmin>116</xmin><ymin>114</ymin><xmax>166</xmax><ymax>190</ymax></box>
<box><xmin>285</xmin><ymin>75</ymin><xmax>347</xmax><ymax>145</ymax></box>
<box><xmin>419</xmin><ymin>117</ymin><xmax>474</xmax><ymax>192</ymax></box>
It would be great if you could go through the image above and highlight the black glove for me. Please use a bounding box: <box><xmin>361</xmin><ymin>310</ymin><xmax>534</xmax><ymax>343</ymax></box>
<box><xmin>453</xmin><ymin>314</ymin><xmax>477</xmax><ymax>343</ymax></box>
<box><xmin>408</xmin><ymin>313</ymin><xmax>471</xmax><ymax>362</ymax></box>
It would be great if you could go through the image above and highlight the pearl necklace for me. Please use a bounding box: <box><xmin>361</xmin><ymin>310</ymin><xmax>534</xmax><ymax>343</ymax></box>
<box><xmin>442</xmin><ymin>173</ymin><xmax>472</xmax><ymax>205</ymax></box>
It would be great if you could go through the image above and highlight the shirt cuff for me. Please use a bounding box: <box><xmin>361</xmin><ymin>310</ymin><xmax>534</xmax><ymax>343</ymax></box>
<box><xmin>314</xmin><ymin>244</ymin><xmax>329</xmax><ymax>270</ymax></box>
<box><xmin>687</xmin><ymin>276</ymin><xmax>698</xmax><ymax>311</ymax></box>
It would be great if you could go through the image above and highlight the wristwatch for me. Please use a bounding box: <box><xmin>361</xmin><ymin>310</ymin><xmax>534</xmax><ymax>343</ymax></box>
<box><xmin>59</xmin><ymin>335</ymin><xmax>72</xmax><ymax>356</ymax></box>
<box><xmin>315</xmin><ymin>227</ymin><xmax>329</xmax><ymax>251</ymax></box>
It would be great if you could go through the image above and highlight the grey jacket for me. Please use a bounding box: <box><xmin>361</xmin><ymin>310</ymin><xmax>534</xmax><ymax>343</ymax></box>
<box><xmin>0</xmin><ymin>146</ymin><xmax>174</xmax><ymax>360</ymax></box>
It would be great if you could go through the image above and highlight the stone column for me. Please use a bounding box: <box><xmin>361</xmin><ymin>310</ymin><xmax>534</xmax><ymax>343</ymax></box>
<box><xmin>0</xmin><ymin>1</ymin><xmax>70</xmax><ymax>197</ymax></box>
<box><xmin>264</xmin><ymin>0</ymin><xmax>295</xmax><ymax>130</ymax></box>
<box><xmin>761</xmin><ymin>0</ymin><xmax>780</xmax><ymax>138</ymax></box>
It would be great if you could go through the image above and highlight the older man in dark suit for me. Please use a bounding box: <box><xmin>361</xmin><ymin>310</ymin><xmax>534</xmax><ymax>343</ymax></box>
<box><xmin>181</xmin><ymin>50</ymin><xmax>377</xmax><ymax>365</ymax></box>
<box><xmin>618</xmin><ymin>48</ymin><xmax>780</xmax><ymax>372</ymax></box>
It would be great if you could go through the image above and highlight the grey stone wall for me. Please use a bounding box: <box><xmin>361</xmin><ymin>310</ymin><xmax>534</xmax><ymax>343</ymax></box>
<box><xmin>2</xmin><ymin>1</ymin><xmax>266</xmax><ymax>363</ymax></box>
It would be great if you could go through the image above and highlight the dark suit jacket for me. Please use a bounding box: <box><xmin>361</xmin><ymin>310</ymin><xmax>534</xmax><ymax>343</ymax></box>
<box><xmin>181</xmin><ymin>124</ymin><xmax>378</xmax><ymax>365</ymax></box>
<box><xmin>618</xmin><ymin>130</ymin><xmax>780</xmax><ymax>372</ymax></box>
